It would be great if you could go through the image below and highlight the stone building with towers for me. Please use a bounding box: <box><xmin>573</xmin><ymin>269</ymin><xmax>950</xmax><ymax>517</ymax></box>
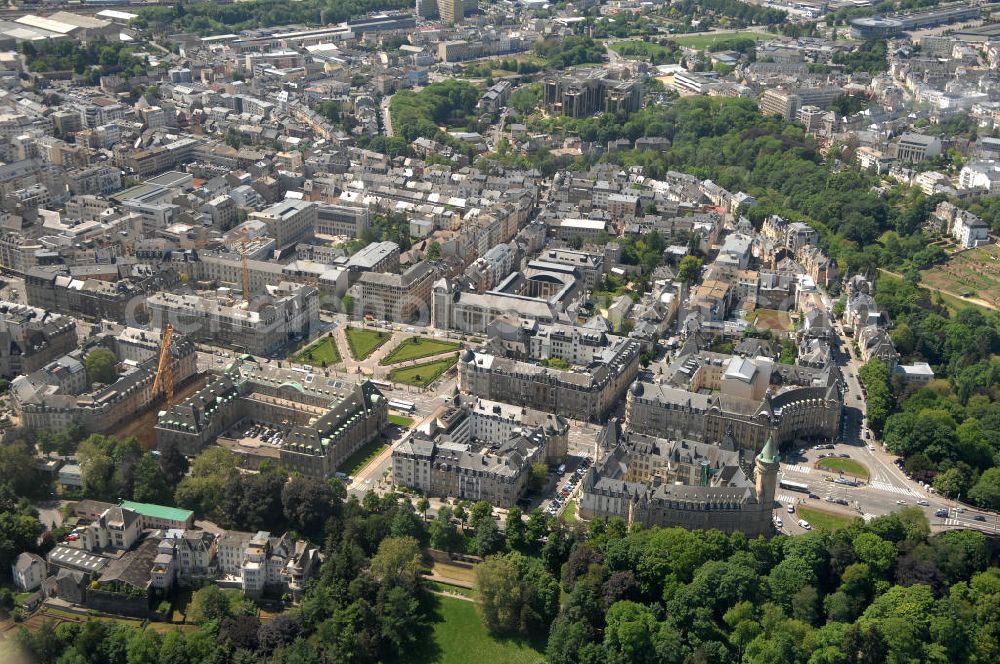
<box><xmin>623</xmin><ymin>337</ymin><xmax>842</xmax><ymax>454</ymax></box>
<box><xmin>578</xmin><ymin>429</ymin><xmax>779</xmax><ymax>536</ymax></box>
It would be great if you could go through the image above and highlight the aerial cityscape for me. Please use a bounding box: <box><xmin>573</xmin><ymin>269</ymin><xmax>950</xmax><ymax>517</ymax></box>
<box><xmin>0</xmin><ymin>0</ymin><xmax>998</xmax><ymax>662</ymax></box>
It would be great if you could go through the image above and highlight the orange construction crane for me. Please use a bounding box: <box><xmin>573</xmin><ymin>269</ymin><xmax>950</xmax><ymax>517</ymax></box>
<box><xmin>240</xmin><ymin>230</ymin><xmax>251</xmax><ymax>303</ymax></box>
<box><xmin>151</xmin><ymin>324</ymin><xmax>174</xmax><ymax>404</ymax></box>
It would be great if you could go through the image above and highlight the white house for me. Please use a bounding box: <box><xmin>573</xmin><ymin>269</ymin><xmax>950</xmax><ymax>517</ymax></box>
<box><xmin>958</xmin><ymin>160</ymin><xmax>1000</xmax><ymax>194</ymax></box>
<box><xmin>12</xmin><ymin>552</ymin><xmax>46</xmax><ymax>592</ymax></box>
<box><xmin>952</xmin><ymin>213</ymin><xmax>990</xmax><ymax>248</ymax></box>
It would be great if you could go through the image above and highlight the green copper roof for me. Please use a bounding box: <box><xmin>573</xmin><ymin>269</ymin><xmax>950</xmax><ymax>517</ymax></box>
<box><xmin>757</xmin><ymin>434</ymin><xmax>780</xmax><ymax>464</ymax></box>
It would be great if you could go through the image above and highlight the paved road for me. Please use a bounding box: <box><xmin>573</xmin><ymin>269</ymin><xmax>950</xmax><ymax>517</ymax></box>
<box><xmin>381</xmin><ymin>95</ymin><xmax>394</xmax><ymax>137</ymax></box>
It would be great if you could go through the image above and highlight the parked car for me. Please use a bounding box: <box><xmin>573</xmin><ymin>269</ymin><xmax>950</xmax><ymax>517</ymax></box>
<box><xmin>798</xmin><ymin>519</ymin><xmax>812</xmax><ymax>530</ymax></box>
<box><xmin>787</xmin><ymin>505</ymin><xmax>795</xmax><ymax>514</ymax></box>
<box><xmin>774</xmin><ymin>517</ymin><xmax>783</xmax><ymax>528</ymax></box>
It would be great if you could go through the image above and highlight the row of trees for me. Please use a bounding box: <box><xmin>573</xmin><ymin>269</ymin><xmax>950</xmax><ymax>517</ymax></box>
<box><xmin>865</xmin><ymin>273</ymin><xmax>1000</xmax><ymax>507</ymax></box>
<box><xmin>21</xmin><ymin>40</ymin><xmax>146</xmax><ymax>78</ymax></box>
<box><xmin>134</xmin><ymin>0</ymin><xmax>411</xmax><ymax>36</ymax></box>
<box><xmin>10</xmin><ymin>467</ymin><xmax>999</xmax><ymax>664</ymax></box>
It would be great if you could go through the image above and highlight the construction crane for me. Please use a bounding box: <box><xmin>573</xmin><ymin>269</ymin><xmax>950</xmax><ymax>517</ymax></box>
<box><xmin>151</xmin><ymin>324</ymin><xmax>174</xmax><ymax>404</ymax></box>
<box><xmin>240</xmin><ymin>230</ymin><xmax>251</xmax><ymax>304</ymax></box>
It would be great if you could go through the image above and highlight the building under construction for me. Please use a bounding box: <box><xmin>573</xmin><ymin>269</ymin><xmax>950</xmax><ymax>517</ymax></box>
<box><xmin>10</xmin><ymin>324</ymin><xmax>197</xmax><ymax>435</ymax></box>
<box><xmin>146</xmin><ymin>282</ymin><xmax>320</xmax><ymax>356</ymax></box>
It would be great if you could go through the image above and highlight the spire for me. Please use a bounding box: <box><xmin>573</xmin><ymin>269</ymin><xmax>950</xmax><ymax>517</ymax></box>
<box><xmin>757</xmin><ymin>434</ymin><xmax>779</xmax><ymax>465</ymax></box>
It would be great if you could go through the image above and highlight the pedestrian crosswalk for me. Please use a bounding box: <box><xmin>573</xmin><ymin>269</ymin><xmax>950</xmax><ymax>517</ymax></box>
<box><xmin>869</xmin><ymin>480</ymin><xmax>924</xmax><ymax>498</ymax></box>
<box><xmin>784</xmin><ymin>464</ymin><xmax>812</xmax><ymax>474</ymax></box>
<box><xmin>942</xmin><ymin>518</ymin><xmax>962</xmax><ymax>526</ymax></box>
<box><xmin>777</xmin><ymin>494</ymin><xmax>797</xmax><ymax>505</ymax></box>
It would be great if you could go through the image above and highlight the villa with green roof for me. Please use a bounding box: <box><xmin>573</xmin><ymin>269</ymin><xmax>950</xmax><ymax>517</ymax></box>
<box><xmin>119</xmin><ymin>501</ymin><xmax>194</xmax><ymax>530</ymax></box>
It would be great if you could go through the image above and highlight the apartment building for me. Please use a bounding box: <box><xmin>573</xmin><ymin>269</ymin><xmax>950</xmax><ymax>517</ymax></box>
<box><xmin>0</xmin><ymin>302</ymin><xmax>77</xmax><ymax>378</ymax></box>
<box><xmin>249</xmin><ymin>199</ymin><xmax>316</xmax><ymax>250</ymax></box>
<box><xmin>350</xmin><ymin>261</ymin><xmax>436</xmax><ymax>323</ymax></box>
<box><xmin>458</xmin><ymin>338</ymin><xmax>641</xmax><ymax>423</ymax></box>
<box><xmin>392</xmin><ymin>397</ymin><xmax>568</xmax><ymax>506</ymax></box>
<box><xmin>147</xmin><ymin>283</ymin><xmax>319</xmax><ymax>356</ymax></box>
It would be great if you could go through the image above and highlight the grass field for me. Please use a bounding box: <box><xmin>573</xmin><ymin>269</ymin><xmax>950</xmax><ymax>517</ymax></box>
<box><xmin>920</xmin><ymin>244</ymin><xmax>1000</xmax><ymax>310</ymax></box>
<box><xmin>338</xmin><ymin>439</ymin><xmax>389</xmax><ymax>476</ymax></box>
<box><xmin>388</xmin><ymin>355</ymin><xmax>458</xmax><ymax>388</ymax></box>
<box><xmin>345</xmin><ymin>326</ymin><xmax>391</xmax><ymax>360</ymax></box>
<box><xmin>816</xmin><ymin>457</ymin><xmax>870</xmax><ymax>480</ymax></box>
<box><xmin>408</xmin><ymin>595</ymin><xmax>545</xmax><ymax>664</ymax></box>
<box><xmin>798</xmin><ymin>506</ymin><xmax>857</xmax><ymax>532</ymax></box>
<box><xmin>747</xmin><ymin>308</ymin><xmax>793</xmax><ymax>332</ymax></box>
<box><xmin>389</xmin><ymin>414</ymin><xmax>414</xmax><ymax>427</ymax></box>
<box><xmin>609</xmin><ymin>40</ymin><xmax>674</xmax><ymax>60</ymax></box>
<box><xmin>293</xmin><ymin>336</ymin><xmax>341</xmax><ymax>367</ymax></box>
<box><xmin>380</xmin><ymin>336</ymin><xmax>463</xmax><ymax>366</ymax></box>
<box><xmin>431</xmin><ymin>560</ymin><xmax>477</xmax><ymax>587</ymax></box>
<box><xmin>561</xmin><ymin>499</ymin><xmax>579</xmax><ymax>523</ymax></box>
<box><xmin>671</xmin><ymin>31</ymin><xmax>772</xmax><ymax>49</ymax></box>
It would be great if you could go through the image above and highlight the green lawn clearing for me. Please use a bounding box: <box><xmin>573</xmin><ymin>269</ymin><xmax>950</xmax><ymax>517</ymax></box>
<box><xmin>388</xmin><ymin>355</ymin><xmax>458</xmax><ymax>388</ymax></box>
<box><xmin>345</xmin><ymin>326</ymin><xmax>392</xmax><ymax>360</ymax></box>
<box><xmin>407</xmin><ymin>595</ymin><xmax>545</xmax><ymax>664</ymax></box>
<box><xmin>816</xmin><ymin>457</ymin><xmax>870</xmax><ymax>480</ymax></box>
<box><xmin>561</xmin><ymin>499</ymin><xmax>578</xmax><ymax>523</ymax></box>
<box><xmin>389</xmin><ymin>414</ymin><xmax>414</xmax><ymax>427</ymax></box>
<box><xmin>671</xmin><ymin>31</ymin><xmax>772</xmax><ymax>49</ymax></box>
<box><xmin>798</xmin><ymin>506</ymin><xmax>857</xmax><ymax>532</ymax></box>
<box><xmin>338</xmin><ymin>439</ymin><xmax>389</xmax><ymax>477</ymax></box>
<box><xmin>380</xmin><ymin>336</ymin><xmax>463</xmax><ymax>365</ymax></box>
<box><xmin>293</xmin><ymin>336</ymin><xmax>341</xmax><ymax>367</ymax></box>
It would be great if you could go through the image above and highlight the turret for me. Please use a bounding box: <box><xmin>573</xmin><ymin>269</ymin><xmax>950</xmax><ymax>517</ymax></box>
<box><xmin>755</xmin><ymin>433</ymin><xmax>780</xmax><ymax>510</ymax></box>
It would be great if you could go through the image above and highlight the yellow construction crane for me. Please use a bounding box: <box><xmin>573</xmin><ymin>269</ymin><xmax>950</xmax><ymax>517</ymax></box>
<box><xmin>241</xmin><ymin>230</ymin><xmax>251</xmax><ymax>304</ymax></box>
<box><xmin>152</xmin><ymin>324</ymin><xmax>174</xmax><ymax>404</ymax></box>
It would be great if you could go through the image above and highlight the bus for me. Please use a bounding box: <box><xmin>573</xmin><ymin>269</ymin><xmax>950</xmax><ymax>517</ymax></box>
<box><xmin>370</xmin><ymin>379</ymin><xmax>393</xmax><ymax>391</ymax></box>
<box><xmin>779</xmin><ymin>479</ymin><xmax>810</xmax><ymax>493</ymax></box>
<box><xmin>388</xmin><ymin>399</ymin><xmax>416</xmax><ymax>413</ymax></box>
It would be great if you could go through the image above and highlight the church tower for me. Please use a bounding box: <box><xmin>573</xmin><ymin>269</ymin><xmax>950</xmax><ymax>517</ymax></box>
<box><xmin>755</xmin><ymin>434</ymin><xmax>780</xmax><ymax>509</ymax></box>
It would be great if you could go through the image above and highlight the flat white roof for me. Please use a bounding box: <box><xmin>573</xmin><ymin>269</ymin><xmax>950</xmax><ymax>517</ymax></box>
<box><xmin>561</xmin><ymin>218</ymin><xmax>607</xmax><ymax>229</ymax></box>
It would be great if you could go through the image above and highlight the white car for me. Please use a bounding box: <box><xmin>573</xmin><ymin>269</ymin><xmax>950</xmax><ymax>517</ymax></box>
<box><xmin>774</xmin><ymin>517</ymin><xmax>783</xmax><ymax>528</ymax></box>
<box><xmin>916</xmin><ymin>499</ymin><xmax>929</xmax><ymax>506</ymax></box>
<box><xmin>896</xmin><ymin>500</ymin><xmax>906</xmax><ymax>505</ymax></box>
<box><xmin>787</xmin><ymin>505</ymin><xmax>795</xmax><ymax>514</ymax></box>
<box><xmin>798</xmin><ymin>519</ymin><xmax>812</xmax><ymax>530</ymax></box>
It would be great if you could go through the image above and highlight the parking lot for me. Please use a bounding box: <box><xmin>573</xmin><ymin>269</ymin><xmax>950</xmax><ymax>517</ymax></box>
<box><xmin>221</xmin><ymin>419</ymin><xmax>288</xmax><ymax>450</ymax></box>
<box><xmin>545</xmin><ymin>455</ymin><xmax>592</xmax><ymax>518</ymax></box>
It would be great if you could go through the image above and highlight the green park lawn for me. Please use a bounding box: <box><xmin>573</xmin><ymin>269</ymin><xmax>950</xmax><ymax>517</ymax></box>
<box><xmin>561</xmin><ymin>499</ymin><xmax>579</xmax><ymax>523</ymax></box>
<box><xmin>380</xmin><ymin>336</ymin><xmax>463</xmax><ymax>366</ymax></box>
<box><xmin>293</xmin><ymin>336</ymin><xmax>340</xmax><ymax>367</ymax></box>
<box><xmin>388</xmin><ymin>355</ymin><xmax>458</xmax><ymax>388</ymax></box>
<box><xmin>816</xmin><ymin>457</ymin><xmax>870</xmax><ymax>480</ymax></box>
<box><xmin>345</xmin><ymin>326</ymin><xmax>391</xmax><ymax>360</ymax></box>
<box><xmin>389</xmin><ymin>414</ymin><xmax>415</xmax><ymax>428</ymax></box>
<box><xmin>407</xmin><ymin>595</ymin><xmax>545</xmax><ymax>664</ymax></box>
<box><xmin>798</xmin><ymin>506</ymin><xmax>857</xmax><ymax>532</ymax></box>
<box><xmin>338</xmin><ymin>439</ymin><xmax>389</xmax><ymax>477</ymax></box>
<box><xmin>671</xmin><ymin>31</ymin><xmax>772</xmax><ymax>49</ymax></box>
